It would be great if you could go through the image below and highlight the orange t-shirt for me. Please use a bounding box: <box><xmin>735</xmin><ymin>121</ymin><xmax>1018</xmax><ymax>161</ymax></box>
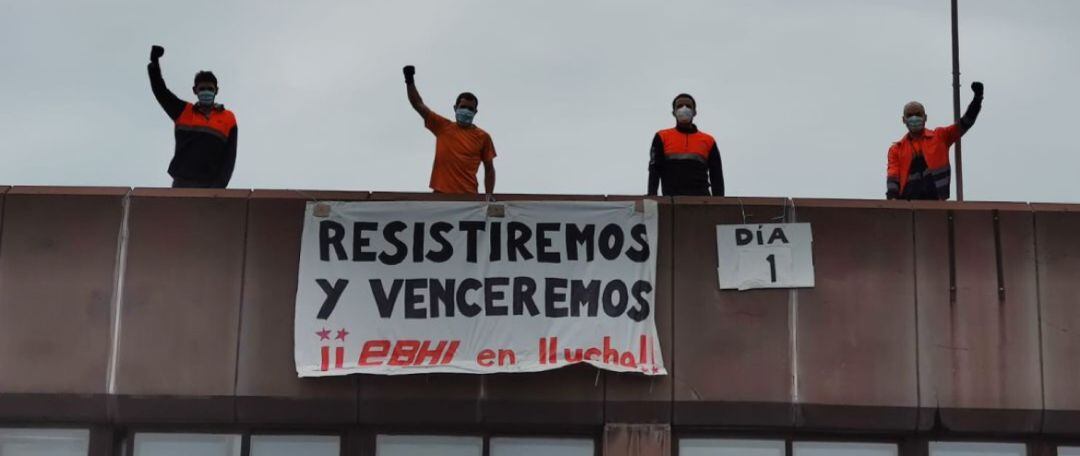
<box><xmin>424</xmin><ymin>110</ymin><xmax>496</xmax><ymax>194</ymax></box>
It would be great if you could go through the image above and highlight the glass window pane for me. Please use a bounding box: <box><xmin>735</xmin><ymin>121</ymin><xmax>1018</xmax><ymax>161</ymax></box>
<box><xmin>376</xmin><ymin>435</ymin><xmax>482</xmax><ymax>456</ymax></box>
<box><xmin>490</xmin><ymin>437</ymin><xmax>593</xmax><ymax>456</ymax></box>
<box><xmin>1060</xmin><ymin>448</ymin><xmax>1080</xmax><ymax>456</ymax></box>
<box><xmin>680</xmin><ymin>439</ymin><xmax>785</xmax><ymax>456</ymax></box>
<box><xmin>930</xmin><ymin>442</ymin><xmax>1025</xmax><ymax>456</ymax></box>
<box><xmin>251</xmin><ymin>435</ymin><xmax>339</xmax><ymax>456</ymax></box>
<box><xmin>133</xmin><ymin>433</ymin><xmax>241</xmax><ymax>456</ymax></box>
<box><xmin>0</xmin><ymin>428</ymin><xmax>89</xmax><ymax>456</ymax></box>
<box><xmin>795</xmin><ymin>441</ymin><xmax>897</xmax><ymax>456</ymax></box>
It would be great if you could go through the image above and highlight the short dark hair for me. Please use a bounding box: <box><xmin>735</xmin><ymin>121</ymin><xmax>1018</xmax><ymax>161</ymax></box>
<box><xmin>194</xmin><ymin>71</ymin><xmax>218</xmax><ymax>87</ymax></box>
<box><xmin>672</xmin><ymin>93</ymin><xmax>696</xmax><ymax>109</ymax></box>
<box><xmin>455</xmin><ymin>92</ymin><xmax>478</xmax><ymax>108</ymax></box>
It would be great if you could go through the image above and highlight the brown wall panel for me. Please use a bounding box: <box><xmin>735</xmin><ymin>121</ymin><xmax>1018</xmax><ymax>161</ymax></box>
<box><xmin>0</xmin><ymin>188</ymin><xmax>125</xmax><ymax>422</ymax></box>
<box><xmin>113</xmin><ymin>189</ymin><xmax>249</xmax><ymax>411</ymax></box>
<box><xmin>357</xmin><ymin>374</ymin><xmax>483</xmax><ymax>425</ymax></box>
<box><xmin>370</xmin><ymin>192</ymin><xmax>479</xmax><ymax>202</ymax></box>
<box><xmin>0</xmin><ymin>189</ymin><xmax>123</xmax><ymax>394</ymax></box>
<box><xmin>913</xmin><ymin>207</ymin><xmax>950</xmax><ymax>431</ymax></box>
<box><xmin>0</xmin><ymin>394</ymin><xmax>107</xmax><ymax>424</ymax></box>
<box><xmin>672</xmin><ymin>198</ymin><xmax>793</xmax><ymax>427</ymax></box>
<box><xmin>606</xmin><ymin>198</ymin><xmax>673</xmax><ymax>423</ymax></box>
<box><xmin>1034</xmin><ymin>206</ymin><xmax>1080</xmax><ymax>434</ymax></box>
<box><xmin>916</xmin><ymin>204</ymin><xmax>1042</xmax><ymax>433</ymax></box>
<box><xmin>483</xmin><ymin>365</ymin><xmax>604</xmax><ymax>426</ymax></box>
<box><xmin>793</xmin><ymin>200</ymin><xmax>918</xmax><ymax>431</ymax></box>
<box><xmin>234</xmin><ymin>191</ymin><xmax>366</xmax><ymax>424</ymax></box>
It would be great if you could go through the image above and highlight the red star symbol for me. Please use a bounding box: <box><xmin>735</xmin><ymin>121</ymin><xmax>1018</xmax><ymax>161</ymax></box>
<box><xmin>315</xmin><ymin>328</ymin><xmax>331</xmax><ymax>340</ymax></box>
<box><xmin>335</xmin><ymin>328</ymin><xmax>349</xmax><ymax>341</ymax></box>
<box><xmin>651</xmin><ymin>366</ymin><xmax>661</xmax><ymax>374</ymax></box>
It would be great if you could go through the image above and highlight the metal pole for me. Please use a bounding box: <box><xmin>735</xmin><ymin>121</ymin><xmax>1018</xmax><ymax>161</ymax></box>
<box><xmin>951</xmin><ymin>0</ymin><xmax>964</xmax><ymax>201</ymax></box>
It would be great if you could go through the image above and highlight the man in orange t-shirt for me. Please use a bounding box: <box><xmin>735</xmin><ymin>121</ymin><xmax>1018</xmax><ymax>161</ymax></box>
<box><xmin>403</xmin><ymin>65</ymin><xmax>496</xmax><ymax>196</ymax></box>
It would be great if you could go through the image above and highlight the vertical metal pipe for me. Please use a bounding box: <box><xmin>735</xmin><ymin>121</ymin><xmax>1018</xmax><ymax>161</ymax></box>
<box><xmin>951</xmin><ymin>0</ymin><xmax>964</xmax><ymax>201</ymax></box>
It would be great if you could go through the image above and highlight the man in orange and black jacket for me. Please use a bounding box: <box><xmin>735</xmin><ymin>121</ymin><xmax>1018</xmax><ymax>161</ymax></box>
<box><xmin>647</xmin><ymin>93</ymin><xmax>724</xmax><ymax>197</ymax></box>
<box><xmin>887</xmin><ymin>82</ymin><xmax>984</xmax><ymax>200</ymax></box>
<box><xmin>147</xmin><ymin>45</ymin><xmax>238</xmax><ymax>188</ymax></box>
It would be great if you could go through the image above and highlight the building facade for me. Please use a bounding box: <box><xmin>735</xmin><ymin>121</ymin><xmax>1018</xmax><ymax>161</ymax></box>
<box><xmin>1</xmin><ymin>187</ymin><xmax>1078</xmax><ymax>456</ymax></box>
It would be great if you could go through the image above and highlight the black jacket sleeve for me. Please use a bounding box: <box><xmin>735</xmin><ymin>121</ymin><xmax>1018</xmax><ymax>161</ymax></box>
<box><xmin>148</xmin><ymin>61</ymin><xmax>186</xmax><ymax>121</ymax></box>
<box><xmin>647</xmin><ymin>133</ymin><xmax>664</xmax><ymax>196</ymax></box>
<box><xmin>215</xmin><ymin>126</ymin><xmax>238</xmax><ymax>188</ymax></box>
<box><xmin>958</xmin><ymin>93</ymin><xmax>983</xmax><ymax>133</ymax></box>
<box><xmin>707</xmin><ymin>144</ymin><xmax>724</xmax><ymax>197</ymax></box>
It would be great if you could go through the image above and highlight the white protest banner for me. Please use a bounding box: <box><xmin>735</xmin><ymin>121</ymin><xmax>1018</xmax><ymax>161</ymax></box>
<box><xmin>295</xmin><ymin>200</ymin><xmax>665</xmax><ymax>377</ymax></box>
<box><xmin>716</xmin><ymin>223</ymin><xmax>815</xmax><ymax>290</ymax></box>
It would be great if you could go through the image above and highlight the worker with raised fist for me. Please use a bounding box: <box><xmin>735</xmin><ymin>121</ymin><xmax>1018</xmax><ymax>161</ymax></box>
<box><xmin>886</xmin><ymin>82</ymin><xmax>984</xmax><ymax>200</ymax></box>
<box><xmin>148</xmin><ymin>45</ymin><xmax>238</xmax><ymax>188</ymax></box>
<box><xmin>403</xmin><ymin>65</ymin><xmax>496</xmax><ymax>197</ymax></box>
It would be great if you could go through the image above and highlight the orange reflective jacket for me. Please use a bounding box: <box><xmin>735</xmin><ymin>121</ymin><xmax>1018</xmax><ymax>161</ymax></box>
<box><xmin>648</xmin><ymin>126</ymin><xmax>724</xmax><ymax>196</ymax></box>
<box><xmin>887</xmin><ymin>125</ymin><xmax>960</xmax><ymax>200</ymax></box>
<box><xmin>657</xmin><ymin>127</ymin><xmax>716</xmax><ymax>162</ymax></box>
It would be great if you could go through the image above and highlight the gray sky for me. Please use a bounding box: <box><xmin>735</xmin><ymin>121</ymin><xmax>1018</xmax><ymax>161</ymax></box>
<box><xmin>1</xmin><ymin>0</ymin><xmax>1078</xmax><ymax>202</ymax></box>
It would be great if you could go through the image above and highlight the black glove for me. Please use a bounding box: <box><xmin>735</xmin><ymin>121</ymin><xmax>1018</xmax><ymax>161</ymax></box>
<box><xmin>971</xmin><ymin>81</ymin><xmax>984</xmax><ymax>98</ymax></box>
<box><xmin>150</xmin><ymin>45</ymin><xmax>164</xmax><ymax>63</ymax></box>
<box><xmin>403</xmin><ymin>65</ymin><xmax>415</xmax><ymax>84</ymax></box>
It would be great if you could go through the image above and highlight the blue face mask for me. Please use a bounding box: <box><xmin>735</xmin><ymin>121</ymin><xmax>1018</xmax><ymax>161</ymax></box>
<box><xmin>905</xmin><ymin>115</ymin><xmax>925</xmax><ymax>133</ymax></box>
<box><xmin>197</xmin><ymin>90</ymin><xmax>216</xmax><ymax>106</ymax></box>
<box><xmin>455</xmin><ymin>108</ymin><xmax>476</xmax><ymax>126</ymax></box>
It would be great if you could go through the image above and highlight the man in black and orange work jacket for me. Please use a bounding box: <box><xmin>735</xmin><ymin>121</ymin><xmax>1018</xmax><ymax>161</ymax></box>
<box><xmin>147</xmin><ymin>45</ymin><xmax>238</xmax><ymax>188</ymax></box>
<box><xmin>887</xmin><ymin>82</ymin><xmax>984</xmax><ymax>200</ymax></box>
<box><xmin>647</xmin><ymin>93</ymin><xmax>724</xmax><ymax>196</ymax></box>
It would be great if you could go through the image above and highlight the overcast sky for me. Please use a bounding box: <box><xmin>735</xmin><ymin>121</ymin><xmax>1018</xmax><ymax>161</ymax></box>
<box><xmin>1</xmin><ymin>0</ymin><xmax>1077</xmax><ymax>202</ymax></box>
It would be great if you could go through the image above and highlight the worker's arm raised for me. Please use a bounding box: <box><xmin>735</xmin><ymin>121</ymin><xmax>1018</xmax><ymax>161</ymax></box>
<box><xmin>958</xmin><ymin>81</ymin><xmax>984</xmax><ymax>135</ymax></box>
<box><xmin>403</xmin><ymin>65</ymin><xmax>432</xmax><ymax>119</ymax></box>
<box><xmin>147</xmin><ymin>45</ymin><xmax>185</xmax><ymax>120</ymax></box>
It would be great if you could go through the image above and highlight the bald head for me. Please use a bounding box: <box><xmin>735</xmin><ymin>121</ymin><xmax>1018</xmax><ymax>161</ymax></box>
<box><xmin>902</xmin><ymin>101</ymin><xmax>927</xmax><ymax>134</ymax></box>
<box><xmin>903</xmin><ymin>101</ymin><xmax>926</xmax><ymax>118</ymax></box>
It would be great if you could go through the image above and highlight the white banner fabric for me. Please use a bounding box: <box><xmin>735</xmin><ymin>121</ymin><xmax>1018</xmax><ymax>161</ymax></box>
<box><xmin>294</xmin><ymin>200</ymin><xmax>665</xmax><ymax>377</ymax></box>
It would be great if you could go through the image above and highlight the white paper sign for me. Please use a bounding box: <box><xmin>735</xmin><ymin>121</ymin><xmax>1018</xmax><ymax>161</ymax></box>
<box><xmin>717</xmin><ymin>223</ymin><xmax>814</xmax><ymax>290</ymax></box>
<box><xmin>295</xmin><ymin>200</ymin><xmax>666</xmax><ymax>377</ymax></box>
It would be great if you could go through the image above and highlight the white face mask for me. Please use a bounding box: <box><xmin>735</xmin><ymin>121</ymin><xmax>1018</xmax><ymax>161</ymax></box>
<box><xmin>674</xmin><ymin>106</ymin><xmax>695</xmax><ymax>123</ymax></box>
